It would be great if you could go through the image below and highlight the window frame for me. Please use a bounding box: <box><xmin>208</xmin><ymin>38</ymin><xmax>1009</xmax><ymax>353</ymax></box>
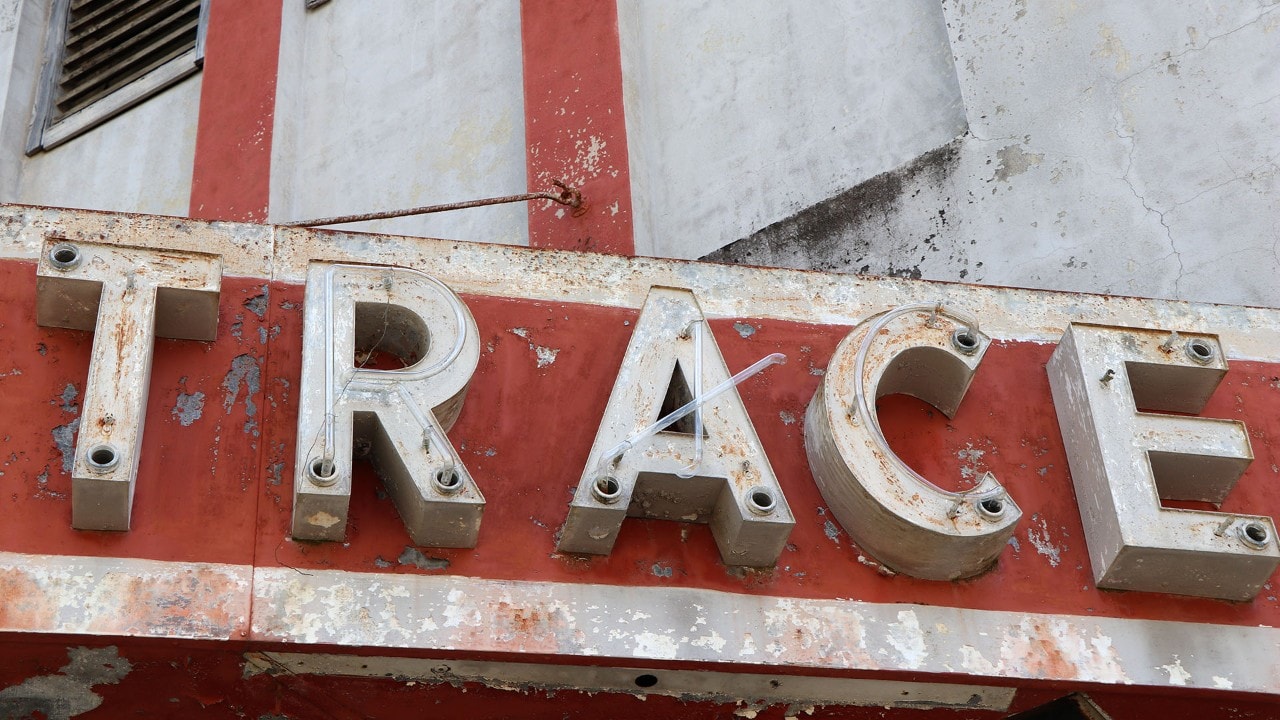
<box><xmin>26</xmin><ymin>0</ymin><xmax>211</xmax><ymax>154</ymax></box>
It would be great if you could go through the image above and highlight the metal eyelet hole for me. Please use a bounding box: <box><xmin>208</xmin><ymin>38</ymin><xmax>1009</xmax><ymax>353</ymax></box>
<box><xmin>634</xmin><ymin>674</ymin><xmax>658</xmax><ymax>688</ymax></box>
<box><xmin>951</xmin><ymin>328</ymin><xmax>980</xmax><ymax>355</ymax></box>
<box><xmin>1240</xmin><ymin>521</ymin><xmax>1271</xmax><ymax>549</ymax></box>
<box><xmin>85</xmin><ymin>443</ymin><xmax>120</xmax><ymax>473</ymax></box>
<box><xmin>746</xmin><ymin>487</ymin><xmax>776</xmax><ymax>515</ymax></box>
<box><xmin>592</xmin><ymin>475</ymin><xmax>622</xmax><ymax>504</ymax></box>
<box><xmin>977</xmin><ymin>497</ymin><xmax>1006</xmax><ymax>521</ymax></box>
<box><xmin>49</xmin><ymin>242</ymin><xmax>82</xmax><ymax>271</ymax></box>
<box><xmin>1185</xmin><ymin>338</ymin><xmax>1216</xmax><ymax>365</ymax></box>
<box><xmin>307</xmin><ymin>457</ymin><xmax>338</xmax><ymax>486</ymax></box>
<box><xmin>433</xmin><ymin>468</ymin><xmax>463</xmax><ymax>495</ymax></box>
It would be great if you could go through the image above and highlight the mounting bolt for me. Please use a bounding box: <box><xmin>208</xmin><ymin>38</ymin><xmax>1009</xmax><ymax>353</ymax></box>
<box><xmin>85</xmin><ymin>443</ymin><xmax>120</xmax><ymax>473</ymax></box>
<box><xmin>432</xmin><ymin>468</ymin><xmax>463</xmax><ymax>495</ymax></box>
<box><xmin>745</xmin><ymin>486</ymin><xmax>776</xmax><ymax>515</ymax></box>
<box><xmin>976</xmin><ymin>496</ymin><xmax>1007</xmax><ymax>522</ymax></box>
<box><xmin>951</xmin><ymin>328</ymin><xmax>980</xmax><ymax>355</ymax></box>
<box><xmin>1240</xmin><ymin>521</ymin><xmax>1271</xmax><ymax>550</ymax></box>
<box><xmin>1185</xmin><ymin>338</ymin><xmax>1216</xmax><ymax>365</ymax></box>
<box><xmin>307</xmin><ymin>456</ymin><xmax>339</xmax><ymax>486</ymax></box>
<box><xmin>48</xmin><ymin>242</ymin><xmax>82</xmax><ymax>271</ymax></box>
<box><xmin>592</xmin><ymin>475</ymin><xmax>622</xmax><ymax>504</ymax></box>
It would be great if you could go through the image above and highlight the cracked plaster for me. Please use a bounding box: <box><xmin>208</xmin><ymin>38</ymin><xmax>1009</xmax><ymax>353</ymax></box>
<box><xmin>711</xmin><ymin>0</ymin><xmax>1280</xmax><ymax>308</ymax></box>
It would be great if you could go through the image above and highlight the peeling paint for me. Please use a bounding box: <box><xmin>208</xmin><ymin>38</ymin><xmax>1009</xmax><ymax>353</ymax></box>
<box><xmin>509</xmin><ymin>327</ymin><xmax>560</xmax><ymax>368</ymax></box>
<box><xmin>243</xmin><ymin>286</ymin><xmax>269</xmax><ymax>319</ymax></box>
<box><xmin>993</xmin><ymin>144</ymin><xmax>1044</xmax><ymax>182</ymax></box>
<box><xmin>0</xmin><ymin>646</ymin><xmax>130</xmax><ymax>719</ymax></box>
<box><xmin>52</xmin><ymin>418</ymin><xmax>80</xmax><ymax>473</ymax></box>
<box><xmin>1026</xmin><ymin>514</ymin><xmax>1062</xmax><ymax>567</ymax></box>
<box><xmin>56</xmin><ymin>382</ymin><xmax>78</xmax><ymax>413</ymax></box>
<box><xmin>171</xmin><ymin>391</ymin><xmax>205</xmax><ymax>426</ymax></box>
<box><xmin>398</xmin><ymin>547</ymin><xmax>449</xmax><ymax>571</ymax></box>
<box><xmin>222</xmin><ymin>353</ymin><xmax>261</xmax><ymax>436</ymax></box>
<box><xmin>886</xmin><ymin>610</ymin><xmax>928</xmax><ymax>670</ymax></box>
<box><xmin>1161</xmin><ymin>656</ymin><xmax>1192</xmax><ymax>686</ymax></box>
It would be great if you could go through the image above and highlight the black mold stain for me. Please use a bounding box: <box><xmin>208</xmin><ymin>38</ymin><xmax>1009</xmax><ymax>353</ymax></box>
<box><xmin>702</xmin><ymin>138</ymin><xmax>963</xmax><ymax>280</ymax></box>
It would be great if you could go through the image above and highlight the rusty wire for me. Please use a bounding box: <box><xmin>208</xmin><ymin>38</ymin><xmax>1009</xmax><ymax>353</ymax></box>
<box><xmin>283</xmin><ymin>180</ymin><xmax>582</xmax><ymax>228</ymax></box>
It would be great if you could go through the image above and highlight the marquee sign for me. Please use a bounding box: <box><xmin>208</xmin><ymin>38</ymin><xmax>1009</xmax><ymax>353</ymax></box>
<box><xmin>2</xmin><ymin>206</ymin><xmax>1279</xmax><ymax>716</ymax></box>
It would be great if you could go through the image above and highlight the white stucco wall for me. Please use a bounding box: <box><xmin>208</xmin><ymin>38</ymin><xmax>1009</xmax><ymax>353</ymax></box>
<box><xmin>618</xmin><ymin>0</ymin><xmax>969</xmax><ymax>260</ymax></box>
<box><xmin>269</xmin><ymin>0</ymin><xmax>528</xmax><ymax>244</ymax></box>
<box><xmin>709</xmin><ymin>0</ymin><xmax>1280</xmax><ymax>309</ymax></box>
<box><xmin>0</xmin><ymin>0</ymin><xmax>199</xmax><ymax>216</ymax></box>
<box><xmin>0</xmin><ymin>0</ymin><xmax>46</xmax><ymax>202</ymax></box>
<box><xmin>17</xmin><ymin>75</ymin><xmax>200</xmax><ymax>216</ymax></box>
<box><xmin>937</xmin><ymin>0</ymin><xmax>1280</xmax><ymax>307</ymax></box>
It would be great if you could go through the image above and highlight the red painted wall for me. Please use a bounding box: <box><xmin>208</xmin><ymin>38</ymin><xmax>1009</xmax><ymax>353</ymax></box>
<box><xmin>188</xmin><ymin>0</ymin><xmax>284</xmax><ymax>222</ymax></box>
<box><xmin>3</xmin><ymin>260</ymin><xmax>1278</xmax><ymax>627</ymax></box>
<box><xmin>521</xmin><ymin>1</ymin><xmax>635</xmax><ymax>254</ymax></box>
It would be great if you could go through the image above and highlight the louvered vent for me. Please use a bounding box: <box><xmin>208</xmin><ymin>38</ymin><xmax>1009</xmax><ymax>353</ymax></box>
<box><xmin>51</xmin><ymin>0</ymin><xmax>202</xmax><ymax>123</ymax></box>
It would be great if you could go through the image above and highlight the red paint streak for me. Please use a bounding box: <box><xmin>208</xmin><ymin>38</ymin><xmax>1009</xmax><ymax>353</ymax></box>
<box><xmin>188</xmin><ymin>0</ymin><xmax>283</xmax><ymax>222</ymax></box>
<box><xmin>521</xmin><ymin>1</ymin><xmax>635</xmax><ymax>254</ymax></box>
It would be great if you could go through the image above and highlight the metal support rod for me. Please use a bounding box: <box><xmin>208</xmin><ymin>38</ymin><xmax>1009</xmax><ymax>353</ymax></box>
<box><xmin>284</xmin><ymin>180</ymin><xmax>583</xmax><ymax>228</ymax></box>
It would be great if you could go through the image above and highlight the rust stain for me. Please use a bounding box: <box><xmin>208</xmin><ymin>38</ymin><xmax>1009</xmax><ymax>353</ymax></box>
<box><xmin>0</xmin><ymin>570</ymin><xmax>52</xmax><ymax>629</ymax></box>
<box><xmin>1023</xmin><ymin>620</ymin><xmax>1077</xmax><ymax>680</ymax></box>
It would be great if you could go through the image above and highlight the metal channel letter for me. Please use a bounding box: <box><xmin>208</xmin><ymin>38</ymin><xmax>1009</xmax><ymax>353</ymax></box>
<box><xmin>1046</xmin><ymin>323</ymin><xmax>1278</xmax><ymax>600</ymax></box>
<box><xmin>557</xmin><ymin>287</ymin><xmax>794</xmax><ymax>567</ymax></box>
<box><xmin>805</xmin><ymin>304</ymin><xmax>1020</xmax><ymax>580</ymax></box>
<box><xmin>291</xmin><ymin>263</ymin><xmax>482</xmax><ymax>546</ymax></box>
<box><xmin>35</xmin><ymin>239</ymin><xmax>222</xmax><ymax>531</ymax></box>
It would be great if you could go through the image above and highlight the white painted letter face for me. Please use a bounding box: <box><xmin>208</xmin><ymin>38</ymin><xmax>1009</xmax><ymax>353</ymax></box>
<box><xmin>1047</xmin><ymin>323</ymin><xmax>1279</xmax><ymax>600</ymax></box>
<box><xmin>805</xmin><ymin>304</ymin><xmax>1020</xmax><ymax>580</ymax></box>
<box><xmin>35</xmin><ymin>239</ymin><xmax>222</xmax><ymax>531</ymax></box>
<box><xmin>557</xmin><ymin>287</ymin><xmax>794</xmax><ymax>567</ymax></box>
<box><xmin>291</xmin><ymin>263</ymin><xmax>482</xmax><ymax>547</ymax></box>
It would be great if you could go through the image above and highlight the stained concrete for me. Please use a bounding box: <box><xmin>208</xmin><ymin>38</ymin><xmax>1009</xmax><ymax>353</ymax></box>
<box><xmin>619</xmin><ymin>0</ymin><xmax>968</xmax><ymax>260</ymax></box>
<box><xmin>268</xmin><ymin>0</ymin><xmax>529</xmax><ymax>244</ymax></box>
<box><xmin>709</xmin><ymin>0</ymin><xmax>1280</xmax><ymax>309</ymax></box>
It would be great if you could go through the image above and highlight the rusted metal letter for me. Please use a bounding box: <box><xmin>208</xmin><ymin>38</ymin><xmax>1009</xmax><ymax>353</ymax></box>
<box><xmin>557</xmin><ymin>287</ymin><xmax>793</xmax><ymax>567</ymax></box>
<box><xmin>1047</xmin><ymin>323</ymin><xmax>1278</xmax><ymax>600</ymax></box>
<box><xmin>291</xmin><ymin>263</ymin><xmax>483</xmax><ymax>546</ymax></box>
<box><xmin>805</xmin><ymin>304</ymin><xmax>1020</xmax><ymax>580</ymax></box>
<box><xmin>36</xmin><ymin>239</ymin><xmax>222</xmax><ymax>531</ymax></box>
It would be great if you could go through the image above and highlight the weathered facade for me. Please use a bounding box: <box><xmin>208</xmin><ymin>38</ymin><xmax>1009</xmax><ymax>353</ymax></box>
<box><xmin>0</xmin><ymin>1</ymin><xmax>1278</xmax><ymax>718</ymax></box>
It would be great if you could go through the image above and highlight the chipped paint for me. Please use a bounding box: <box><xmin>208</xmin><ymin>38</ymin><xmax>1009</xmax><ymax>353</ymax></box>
<box><xmin>243</xmin><ymin>287</ymin><xmax>268</xmax><ymax>319</ymax></box>
<box><xmin>171</xmin><ymin>391</ymin><xmax>205</xmax><ymax>426</ymax></box>
<box><xmin>1026</xmin><ymin>514</ymin><xmax>1063</xmax><ymax>567</ymax></box>
<box><xmin>0</xmin><ymin>552</ymin><xmax>250</xmax><ymax>639</ymax></box>
<box><xmin>1161</xmin><ymin>656</ymin><xmax>1192</xmax><ymax>686</ymax></box>
<box><xmin>11</xmin><ymin>207</ymin><xmax>1280</xmax><ymax>362</ymax></box>
<box><xmin>249</xmin><ymin>566</ymin><xmax>1280</xmax><ymax>694</ymax></box>
<box><xmin>993</xmin><ymin>144</ymin><xmax>1044</xmax><ymax>182</ymax></box>
<box><xmin>397</xmin><ymin>547</ymin><xmax>449</xmax><ymax>571</ymax></box>
<box><xmin>51</xmin><ymin>418</ymin><xmax>79</xmax><ymax>473</ymax></box>
<box><xmin>509</xmin><ymin>327</ymin><xmax>560</xmax><ymax>368</ymax></box>
<box><xmin>6</xmin><ymin>207</ymin><xmax>1280</xmax><ymax>708</ymax></box>
<box><xmin>222</xmin><ymin>354</ymin><xmax>261</xmax><ymax>436</ymax></box>
<box><xmin>0</xmin><ymin>646</ymin><xmax>130</xmax><ymax>719</ymax></box>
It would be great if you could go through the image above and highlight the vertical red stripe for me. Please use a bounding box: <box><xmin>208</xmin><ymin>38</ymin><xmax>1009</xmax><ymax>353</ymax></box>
<box><xmin>521</xmin><ymin>1</ymin><xmax>635</xmax><ymax>255</ymax></box>
<box><xmin>188</xmin><ymin>0</ymin><xmax>283</xmax><ymax>222</ymax></box>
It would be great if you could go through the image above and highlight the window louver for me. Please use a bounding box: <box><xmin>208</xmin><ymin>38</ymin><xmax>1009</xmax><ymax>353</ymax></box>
<box><xmin>51</xmin><ymin>0</ymin><xmax>202</xmax><ymax>123</ymax></box>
